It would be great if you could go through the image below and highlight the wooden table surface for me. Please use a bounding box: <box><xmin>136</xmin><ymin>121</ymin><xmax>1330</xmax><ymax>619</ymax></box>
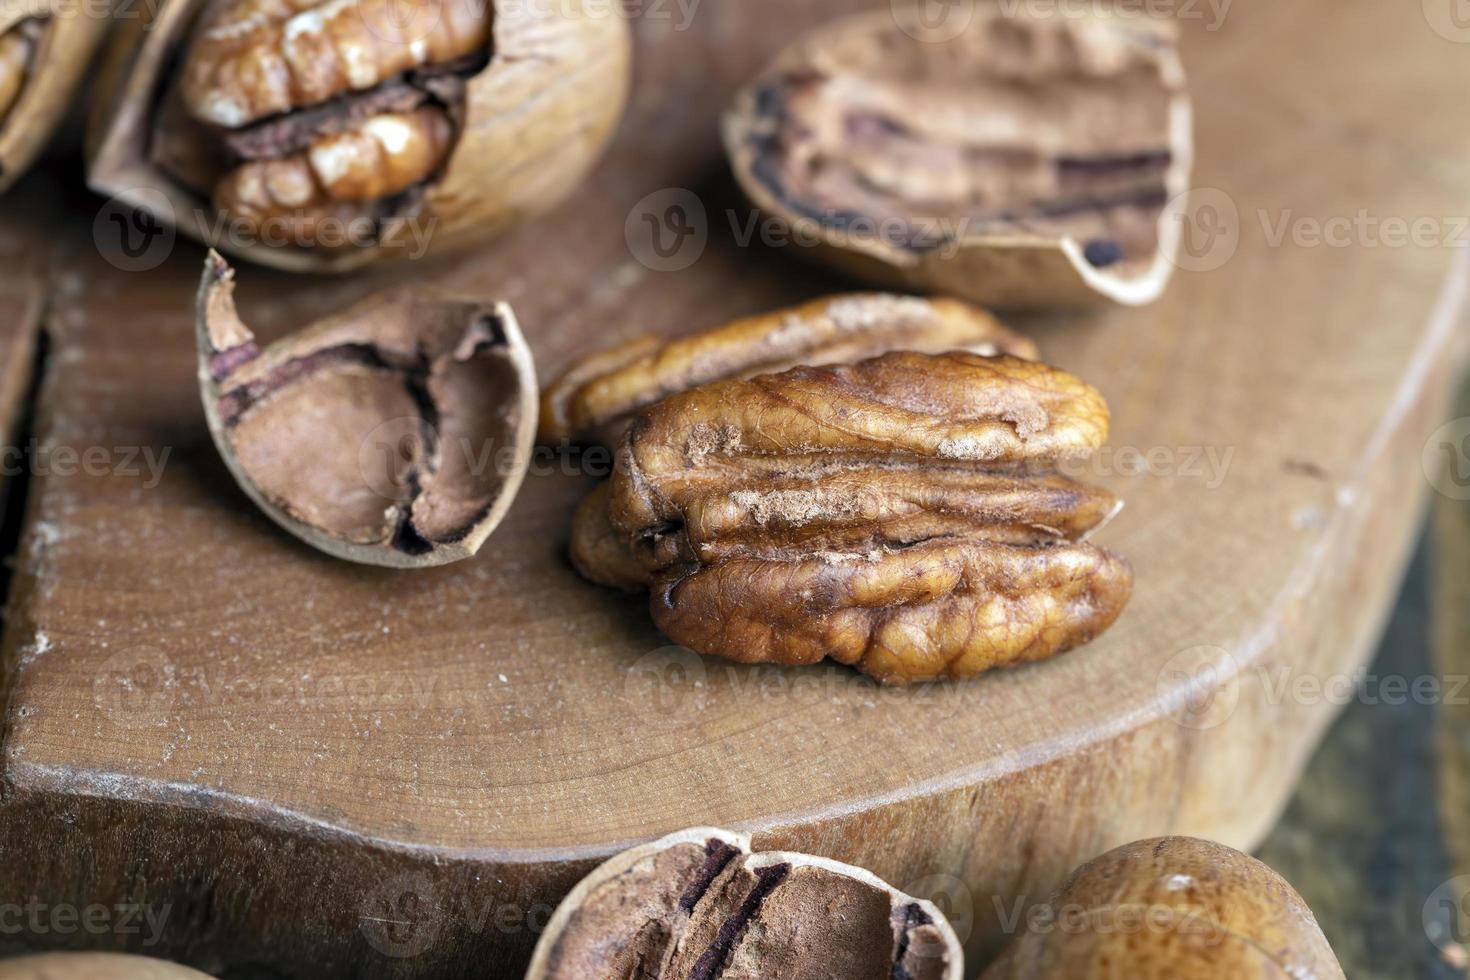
<box><xmin>1</xmin><ymin>0</ymin><xmax>1469</xmax><ymax>977</ymax></box>
<box><xmin>1256</xmin><ymin>380</ymin><xmax>1470</xmax><ymax>980</ymax></box>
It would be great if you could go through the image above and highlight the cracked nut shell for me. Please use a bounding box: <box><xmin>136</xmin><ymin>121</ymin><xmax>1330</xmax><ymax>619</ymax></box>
<box><xmin>724</xmin><ymin>8</ymin><xmax>1192</xmax><ymax>307</ymax></box>
<box><xmin>981</xmin><ymin>837</ymin><xmax>1345</xmax><ymax>980</ymax></box>
<box><xmin>0</xmin><ymin>4</ymin><xmax>112</xmax><ymax>193</ymax></box>
<box><xmin>527</xmin><ymin>827</ymin><xmax>964</xmax><ymax>980</ymax></box>
<box><xmin>196</xmin><ymin>251</ymin><xmax>536</xmax><ymax>567</ymax></box>
<box><xmin>541</xmin><ymin>292</ymin><xmax>1038</xmax><ymax>447</ymax></box>
<box><xmin>88</xmin><ymin>0</ymin><xmax>631</xmax><ymax>272</ymax></box>
<box><xmin>572</xmin><ymin>350</ymin><xmax>1131</xmax><ymax>685</ymax></box>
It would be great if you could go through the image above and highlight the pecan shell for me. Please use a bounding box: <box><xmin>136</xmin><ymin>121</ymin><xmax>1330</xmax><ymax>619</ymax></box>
<box><xmin>541</xmin><ymin>293</ymin><xmax>1037</xmax><ymax>446</ymax></box>
<box><xmin>572</xmin><ymin>351</ymin><xmax>1131</xmax><ymax>685</ymax></box>
<box><xmin>196</xmin><ymin>252</ymin><xmax>537</xmax><ymax>568</ymax></box>
<box><xmin>0</xmin><ymin>11</ymin><xmax>112</xmax><ymax>193</ymax></box>
<box><xmin>527</xmin><ymin>827</ymin><xmax>963</xmax><ymax>980</ymax></box>
<box><xmin>981</xmin><ymin>838</ymin><xmax>1345</xmax><ymax>979</ymax></box>
<box><xmin>723</xmin><ymin>9</ymin><xmax>1192</xmax><ymax>307</ymax></box>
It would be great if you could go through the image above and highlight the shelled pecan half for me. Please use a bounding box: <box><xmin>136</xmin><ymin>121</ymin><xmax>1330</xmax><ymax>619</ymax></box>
<box><xmin>88</xmin><ymin>0</ymin><xmax>630</xmax><ymax>271</ymax></box>
<box><xmin>724</xmin><ymin>8</ymin><xmax>1192</xmax><ymax>307</ymax></box>
<box><xmin>527</xmin><ymin>827</ymin><xmax>963</xmax><ymax>980</ymax></box>
<box><xmin>542</xmin><ymin>292</ymin><xmax>1037</xmax><ymax>446</ymax></box>
<box><xmin>572</xmin><ymin>351</ymin><xmax>1131</xmax><ymax>684</ymax></box>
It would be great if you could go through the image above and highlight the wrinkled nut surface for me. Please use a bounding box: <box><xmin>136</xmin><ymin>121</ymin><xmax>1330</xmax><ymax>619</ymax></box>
<box><xmin>196</xmin><ymin>252</ymin><xmax>536</xmax><ymax>567</ymax></box>
<box><xmin>527</xmin><ymin>827</ymin><xmax>964</xmax><ymax>980</ymax></box>
<box><xmin>88</xmin><ymin>0</ymin><xmax>631</xmax><ymax>271</ymax></box>
<box><xmin>724</xmin><ymin>8</ymin><xmax>1192</xmax><ymax>307</ymax></box>
<box><xmin>541</xmin><ymin>292</ymin><xmax>1038</xmax><ymax>446</ymax></box>
<box><xmin>0</xmin><ymin>8</ymin><xmax>112</xmax><ymax>193</ymax></box>
<box><xmin>981</xmin><ymin>838</ymin><xmax>1345</xmax><ymax>979</ymax></box>
<box><xmin>572</xmin><ymin>351</ymin><xmax>1131</xmax><ymax>684</ymax></box>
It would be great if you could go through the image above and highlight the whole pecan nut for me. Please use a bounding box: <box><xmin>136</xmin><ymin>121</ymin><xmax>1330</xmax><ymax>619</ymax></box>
<box><xmin>572</xmin><ymin>351</ymin><xmax>1131</xmax><ymax>684</ymax></box>
<box><xmin>541</xmin><ymin>293</ymin><xmax>1037</xmax><ymax>446</ymax></box>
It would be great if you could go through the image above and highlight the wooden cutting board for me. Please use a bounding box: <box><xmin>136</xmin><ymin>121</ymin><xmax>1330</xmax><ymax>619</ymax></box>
<box><xmin>2</xmin><ymin>0</ymin><xmax>1468</xmax><ymax>976</ymax></box>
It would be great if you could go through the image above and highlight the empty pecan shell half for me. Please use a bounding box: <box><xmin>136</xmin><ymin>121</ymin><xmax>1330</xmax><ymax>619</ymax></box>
<box><xmin>541</xmin><ymin>292</ymin><xmax>1038</xmax><ymax>446</ymax></box>
<box><xmin>572</xmin><ymin>351</ymin><xmax>1131</xmax><ymax>685</ymax></box>
<box><xmin>88</xmin><ymin>0</ymin><xmax>630</xmax><ymax>271</ymax></box>
<box><xmin>0</xmin><ymin>8</ymin><xmax>111</xmax><ymax>193</ymax></box>
<box><xmin>196</xmin><ymin>252</ymin><xmax>536</xmax><ymax>567</ymax></box>
<box><xmin>528</xmin><ymin>827</ymin><xmax>963</xmax><ymax>980</ymax></box>
<box><xmin>724</xmin><ymin>8</ymin><xmax>1192</xmax><ymax>307</ymax></box>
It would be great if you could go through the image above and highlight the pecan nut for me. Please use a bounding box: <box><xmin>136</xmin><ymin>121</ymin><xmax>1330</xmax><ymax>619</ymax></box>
<box><xmin>0</xmin><ymin>10</ymin><xmax>112</xmax><ymax>193</ymax></box>
<box><xmin>723</xmin><ymin>9</ymin><xmax>1192</xmax><ymax>307</ymax></box>
<box><xmin>541</xmin><ymin>293</ymin><xmax>1037</xmax><ymax>446</ymax></box>
<box><xmin>87</xmin><ymin>0</ymin><xmax>631</xmax><ymax>271</ymax></box>
<box><xmin>572</xmin><ymin>351</ymin><xmax>1131</xmax><ymax>684</ymax></box>
<box><xmin>527</xmin><ymin>827</ymin><xmax>963</xmax><ymax>980</ymax></box>
<box><xmin>981</xmin><ymin>838</ymin><xmax>1345</xmax><ymax>979</ymax></box>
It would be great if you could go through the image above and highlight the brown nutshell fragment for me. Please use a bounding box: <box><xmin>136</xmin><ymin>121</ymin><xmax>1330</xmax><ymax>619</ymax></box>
<box><xmin>980</xmin><ymin>837</ymin><xmax>1346</xmax><ymax>979</ymax></box>
<box><xmin>572</xmin><ymin>351</ymin><xmax>1132</xmax><ymax>685</ymax></box>
<box><xmin>541</xmin><ymin>292</ymin><xmax>1038</xmax><ymax>446</ymax></box>
<box><xmin>723</xmin><ymin>9</ymin><xmax>1193</xmax><ymax>307</ymax></box>
<box><xmin>526</xmin><ymin>827</ymin><xmax>964</xmax><ymax>980</ymax></box>
<box><xmin>0</xmin><ymin>25</ymin><xmax>36</xmax><ymax>123</ymax></box>
<box><xmin>0</xmin><ymin>11</ymin><xmax>111</xmax><ymax>193</ymax></box>
<box><xmin>195</xmin><ymin>252</ymin><xmax>537</xmax><ymax>568</ymax></box>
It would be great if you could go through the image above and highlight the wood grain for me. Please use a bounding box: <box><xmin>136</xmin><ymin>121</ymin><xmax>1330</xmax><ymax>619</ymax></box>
<box><xmin>0</xmin><ymin>206</ymin><xmax>44</xmax><ymax>507</ymax></box>
<box><xmin>1</xmin><ymin>1</ymin><xmax>1469</xmax><ymax>976</ymax></box>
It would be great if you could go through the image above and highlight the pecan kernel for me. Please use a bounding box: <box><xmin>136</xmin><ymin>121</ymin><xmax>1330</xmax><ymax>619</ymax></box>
<box><xmin>573</xmin><ymin>350</ymin><xmax>1131</xmax><ymax>685</ymax></box>
<box><xmin>541</xmin><ymin>293</ymin><xmax>1037</xmax><ymax>446</ymax></box>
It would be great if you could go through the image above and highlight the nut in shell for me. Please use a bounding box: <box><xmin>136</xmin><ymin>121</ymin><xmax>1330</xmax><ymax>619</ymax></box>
<box><xmin>724</xmin><ymin>7</ymin><xmax>1193</xmax><ymax>307</ymax></box>
<box><xmin>89</xmin><ymin>0</ymin><xmax>631</xmax><ymax>271</ymax></box>
<box><xmin>196</xmin><ymin>252</ymin><xmax>537</xmax><ymax>567</ymax></box>
<box><xmin>571</xmin><ymin>350</ymin><xmax>1132</xmax><ymax>685</ymax></box>
<box><xmin>0</xmin><ymin>2</ymin><xmax>113</xmax><ymax>193</ymax></box>
<box><xmin>541</xmin><ymin>292</ymin><xmax>1038</xmax><ymax>447</ymax></box>
<box><xmin>527</xmin><ymin>827</ymin><xmax>964</xmax><ymax>980</ymax></box>
<box><xmin>981</xmin><ymin>837</ymin><xmax>1345</xmax><ymax>979</ymax></box>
